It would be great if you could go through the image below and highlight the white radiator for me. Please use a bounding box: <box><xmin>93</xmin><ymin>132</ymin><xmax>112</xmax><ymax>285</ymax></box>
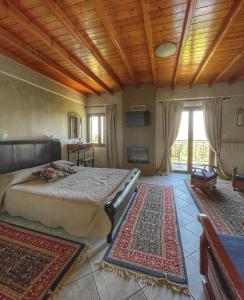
<box><xmin>220</xmin><ymin>142</ymin><xmax>244</xmax><ymax>175</ymax></box>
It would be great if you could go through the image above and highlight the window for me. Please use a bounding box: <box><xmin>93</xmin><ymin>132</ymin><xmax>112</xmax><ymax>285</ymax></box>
<box><xmin>87</xmin><ymin>113</ymin><xmax>105</xmax><ymax>145</ymax></box>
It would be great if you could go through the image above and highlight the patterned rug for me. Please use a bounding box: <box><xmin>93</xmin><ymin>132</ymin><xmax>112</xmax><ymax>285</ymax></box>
<box><xmin>98</xmin><ymin>183</ymin><xmax>188</xmax><ymax>295</ymax></box>
<box><xmin>185</xmin><ymin>180</ymin><xmax>244</xmax><ymax>235</ymax></box>
<box><xmin>0</xmin><ymin>222</ymin><xmax>90</xmax><ymax>300</ymax></box>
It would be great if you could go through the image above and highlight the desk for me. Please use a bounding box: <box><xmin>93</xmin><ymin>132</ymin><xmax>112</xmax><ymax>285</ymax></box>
<box><xmin>67</xmin><ymin>143</ymin><xmax>94</xmax><ymax>167</ymax></box>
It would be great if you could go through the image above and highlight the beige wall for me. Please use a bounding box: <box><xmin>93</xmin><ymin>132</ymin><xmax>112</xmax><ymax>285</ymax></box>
<box><xmin>87</xmin><ymin>91</ymin><xmax>123</xmax><ymax>168</ymax></box>
<box><xmin>0</xmin><ymin>56</ymin><xmax>87</xmax><ymax>160</ymax></box>
<box><xmin>123</xmin><ymin>85</ymin><xmax>156</xmax><ymax>175</ymax></box>
<box><xmin>87</xmin><ymin>82</ymin><xmax>244</xmax><ymax>173</ymax></box>
<box><xmin>157</xmin><ymin>82</ymin><xmax>244</xmax><ymax>143</ymax></box>
<box><xmin>156</xmin><ymin>82</ymin><xmax>244</xmax><ymax>173</ymax></box>
<box><xmin>222</xmin><ymin>98</ymin><xmax>244</xmax><ymax>142</ymax></box>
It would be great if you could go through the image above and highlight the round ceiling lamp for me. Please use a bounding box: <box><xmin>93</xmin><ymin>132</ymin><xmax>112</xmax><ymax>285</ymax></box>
<box><xmin>155</xmin><ymin>43</ymin><xmax>177</xmax><ymax>58</ymax></box>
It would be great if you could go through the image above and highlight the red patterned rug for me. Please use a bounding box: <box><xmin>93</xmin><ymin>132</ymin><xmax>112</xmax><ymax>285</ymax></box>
<box><xmin>185</xmin><ymin>180</ymin><xmax>244</xmax><ymax>235</ymax></box>
<box><xmin>0</xmin><ymin>222</ymin><xmax>89</xmax><ymax>300</ymax></box>
<box><xmin>98</xmin><ymin>183</ymin><xmax>188</xmax><ymax>295</ymax></box>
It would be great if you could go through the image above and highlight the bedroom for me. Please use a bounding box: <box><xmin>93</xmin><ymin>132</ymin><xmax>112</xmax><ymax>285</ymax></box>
<box><xmin>0</xmin><ymin>0</ymin><xmax>243</xmax><ymax>299</ymax></box>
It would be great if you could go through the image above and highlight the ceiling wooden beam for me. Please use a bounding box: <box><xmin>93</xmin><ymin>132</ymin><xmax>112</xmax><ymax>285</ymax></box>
<box><xmin>93</xmin><ymin>0</ymin><xmax>137</xmax><ymax>85</ymax></box>
<box><xmin>0</xmin><ymin>26</ymin><xmax>99</xmax><ymax>95</ymax></box>
<box><xmin>2</xmin><ymin>0</ymin><xmax>113</xmax><ymax>94</ymax></box>
<box><xmin>228</xmin><ymin>66</ymin><xmax>244</xmax><ymax>85</ymax></box>
<box><xmin>190</xmin><ymin>0</ymin><xmax>244</xmax><ymax>87</ymax></box>
<box><xmin>43</xmin><ymin>0</ymin><xmax>123</xmax><ymax>89</ymax></box>
<box><xmin>209</xmin><ymin>48</ymin><xmax>244</xmax><ymax>86</ymax></box>
<box><xmin>0</xmin><ymin>45</ymin><xmax>86</xmax><ymax>94</ymax></box>
<box><xmin>171</xmin><ymin>0</ymin><xmax>197</xmax><ymax>89</ymax></box>
<box><xmin>140</xmin><ymin>0</ymin><xmax>156</xmax><ymax>86</ymax></box>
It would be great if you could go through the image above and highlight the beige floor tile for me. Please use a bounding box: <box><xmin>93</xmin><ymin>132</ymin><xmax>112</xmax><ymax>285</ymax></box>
<box><xmin>128</xmin><ymin>290</ymin><xmax>148</xmax><ymax>300</ymax></box>
<box><xmin>88</xmin><ymin>245</ymin><xmax>108</xmax><ymax>272</ymax></box>
<box><xmin>57</xmin><ymin>274</ymin><xmax>99</xmax><ymax>300</ymax></box>
<box><xmin>93</xmin><ymin>269</ymin><xmax>140</xmax><ymax>300</ymax></box>
<box><xmin>185</xmin><ymin>220</ymin><xmax>203</xmax><ymax>237</ymax></box>
<box><xmin>142</xmin><ymin>284</ymin><xmax>192</xmax><ymax>300</ymax></box>
<box><xmin>185</xmin><ymin>256</ymin><xmax>203</xmax><ymax>300</ymax></box>
<box><xmin>67</xmin><ymin>255</ymin><xmax>91</xmax><ymax>284</ymax></box>
<box><xmin>177</xmin><ymin>211</ymin><xmax>196</xmax><ymax>227</ymax></box>
<box><xmin>180</xmin><ymin>227</ymin><xmax>200</xmax><ymax>254</ymax></box>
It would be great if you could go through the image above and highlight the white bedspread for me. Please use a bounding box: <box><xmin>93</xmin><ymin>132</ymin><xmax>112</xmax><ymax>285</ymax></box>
<box><xmin>0</xmin><ymin>165</ymin><xmax>136</xmax><ymax>239</ymax></box>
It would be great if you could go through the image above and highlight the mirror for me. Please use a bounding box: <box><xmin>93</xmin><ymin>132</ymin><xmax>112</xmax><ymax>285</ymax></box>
<box><xmin>69</xmin><ymin>112</ymin><xmax>82</xmax><ymax>139</ymax></box>
<box><xmin>237</xmin><ymin>108</ymin><xmax>243</xmax><ymax>127</ymax></box>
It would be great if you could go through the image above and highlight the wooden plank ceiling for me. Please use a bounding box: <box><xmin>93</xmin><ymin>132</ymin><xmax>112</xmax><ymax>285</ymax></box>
<box><xmin>0</xmin><ymin>0</ymin><xmax>244</xmax><ymax>96</ymax></box>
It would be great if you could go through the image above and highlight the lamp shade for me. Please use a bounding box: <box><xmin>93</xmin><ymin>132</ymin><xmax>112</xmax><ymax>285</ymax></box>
<box><xmin>155</xmin><ymin>43</ymin><xmax>177</xmax><ymax>58</ymax></box>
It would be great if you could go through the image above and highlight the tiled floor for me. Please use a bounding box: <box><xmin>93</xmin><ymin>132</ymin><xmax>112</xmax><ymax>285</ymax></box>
<box><xmin>0</xmin><ymin>173</ymin><xmax>208</xmax><ymax>300</ymax></box>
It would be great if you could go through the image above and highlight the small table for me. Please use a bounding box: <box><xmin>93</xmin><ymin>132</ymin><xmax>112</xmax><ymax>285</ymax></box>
<box><xmin>67</xmin><ymin>143</ymin><xmax>94</xmax><ymax>167</ymax></box>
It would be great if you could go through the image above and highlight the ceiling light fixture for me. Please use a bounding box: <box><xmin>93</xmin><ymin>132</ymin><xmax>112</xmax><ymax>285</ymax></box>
<box><xmin>155</xmin><ymin>43</ymin><xmax>177</xmax><ymax>58</ymax></box>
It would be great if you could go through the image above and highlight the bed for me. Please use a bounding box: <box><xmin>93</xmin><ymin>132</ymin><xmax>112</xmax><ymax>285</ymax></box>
<box><xmin>0</xmin><ymin>139</ymin><xmax>140</xmax><ymax>242</ymax></box>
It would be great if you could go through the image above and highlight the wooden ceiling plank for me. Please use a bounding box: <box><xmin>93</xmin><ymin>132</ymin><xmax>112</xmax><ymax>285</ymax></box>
<box><xmin>42</xmin><ymin>0</ymin><xmax>123</xmax><ymax>89</ymax></box>
<box><xmin>2</xmin><ymin>0</ymin><xmax>112</xmax><ymax>94</ymax></box>
<box><xmin>171</xmin><ymin>0</ymin><xmax>197</xmax><ymax>89</ymax></box>
<box><xmin>209</xmin><ymin>47</ymin><xmax>244</xmax><ymax>86</ymax></box>
<box><xmin>140</xmin><ymin>0</ymin><xmax>156</xmax><ymax>86</ymax></box>
<box><xmin>93</xmin><ymin>0</ymin><xmax>137</xmax><ymax>84</ymax></box>
<box><xmin>190</xmin><ymin>0</ymin><xmax>244</xmax><ymax>87</ymax></box>
<box><xmin>0</xmin><ymin>26</ymin><xmax>99</xmax><ymax>95</ymax></box>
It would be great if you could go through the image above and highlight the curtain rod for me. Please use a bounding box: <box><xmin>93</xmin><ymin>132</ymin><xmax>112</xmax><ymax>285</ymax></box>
<box><xmin>157</xmin><ymin>94</ymin><xmax>244</xmax><ymax>102</ymax></box>
<box><xmin>157</xmin><ymin>96</ymin><xmax>232</xmax><ymax>102</ymax></box>
<box><xmin>86</xmin><ymin>104</ymin><xmax>118</xmax><ymax>107</ymax></box>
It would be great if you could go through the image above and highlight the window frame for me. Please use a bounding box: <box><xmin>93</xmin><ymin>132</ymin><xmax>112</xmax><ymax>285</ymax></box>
<box><xmin>87</xmin><ymin>113</ymin><xmax>105</xmax><ymax>147</ymax></box>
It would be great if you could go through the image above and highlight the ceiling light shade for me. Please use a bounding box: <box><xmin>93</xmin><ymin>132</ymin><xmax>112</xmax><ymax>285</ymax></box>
<box><xmin>155</xmin><ymin>43</ymin><xmax>177</xmax><ymax>57</ymax></box>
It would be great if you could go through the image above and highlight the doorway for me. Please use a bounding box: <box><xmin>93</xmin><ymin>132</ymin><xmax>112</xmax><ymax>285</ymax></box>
<box><xmin>171</xmin><ymin>107</ymin><xmax>210</xmax><ymax>173</ymax></box>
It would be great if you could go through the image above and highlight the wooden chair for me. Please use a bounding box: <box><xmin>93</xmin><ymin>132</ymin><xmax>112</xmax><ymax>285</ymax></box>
<box><xmin>198</xmin><ymin>214</ymin><xmax>244</xmax><ymax>300</ymax></box>
<box><xmin>191</xmin><ymin>164</ymin><xmax>218</xmax><ymax>191</ymax></box>
<box><xmin>232</xmin><ymin>167</ymin><xmax>244</xmax><ymax>191</ymax></box>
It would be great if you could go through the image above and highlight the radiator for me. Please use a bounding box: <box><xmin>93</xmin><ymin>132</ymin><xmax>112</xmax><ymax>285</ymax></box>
<box><xmin>220</xmin><ymin>142</ymin><xmax>244</xmax><ymax>175</ymax></box>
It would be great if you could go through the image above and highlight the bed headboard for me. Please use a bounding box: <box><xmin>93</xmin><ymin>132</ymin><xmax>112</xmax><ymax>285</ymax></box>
<box><xmin>0</xmin><ymin>139</ymin><xmax>61</xmax><ymax>174</ymax></box>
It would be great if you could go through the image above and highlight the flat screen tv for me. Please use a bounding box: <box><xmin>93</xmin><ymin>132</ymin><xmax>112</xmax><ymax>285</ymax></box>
<box><xmin>126</xmin><ymin>111</ymin><xmax>150</xmax><ymax>127</ymax></box>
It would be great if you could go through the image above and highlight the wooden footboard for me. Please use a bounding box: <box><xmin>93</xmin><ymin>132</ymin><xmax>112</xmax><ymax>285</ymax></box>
<box><xmin>104</xmin><ymin>169</ymin><xmax>140</xmax><ymax>243</ymax></box>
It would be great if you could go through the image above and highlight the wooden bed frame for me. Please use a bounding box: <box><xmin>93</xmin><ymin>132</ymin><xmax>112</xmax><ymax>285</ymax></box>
<box><xmin>0</xmin><ymin>139</ymin><xmax>140</xmax><ymax>243</ymax></box>
<box><xmin>198</xmin><ymin>214</ymin><xmax>244</xmax><ymax>300</ymax></box>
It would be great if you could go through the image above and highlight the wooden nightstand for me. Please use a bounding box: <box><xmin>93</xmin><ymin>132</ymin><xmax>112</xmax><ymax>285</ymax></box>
<box><xmin>67</xmin><ymin>143</ymin><xmax>94</xmax><ymax>167</ymax></box>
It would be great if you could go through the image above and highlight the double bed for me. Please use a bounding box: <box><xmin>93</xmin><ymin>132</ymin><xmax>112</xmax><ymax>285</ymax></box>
<box><xmin>0</xmin><ymin>140</ymin><xmax>140</xmax><ymax>242</ymax></box>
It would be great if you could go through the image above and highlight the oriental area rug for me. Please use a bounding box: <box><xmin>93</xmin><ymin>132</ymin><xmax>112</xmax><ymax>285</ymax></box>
<box><xmin>98</xmin><ymin>183</ymin><xmax>188</xmax><ymax>295</ymax></box>
<box><xmin>185</xmin><ymin>180</ymin><xmax>244</xmax><ymax>235</ymax></box>
<box><xmin>0</xmin><ymin>222</ymin><xmax>90</xmax><ymax>300</ymax></box>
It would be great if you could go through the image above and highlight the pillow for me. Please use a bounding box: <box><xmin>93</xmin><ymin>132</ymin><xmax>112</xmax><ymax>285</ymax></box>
<box><xmin>53</xmin><ymin>160</ymin><xmax>75</xmax><ymax>167</ymax></box>
<box><xmin>33</xmin><ymin>168</ymin><xmax>68</xmax><ymax>182</ymax></box>
<box><xmin>50</xmin><ymin>162</ymin><xmax>77</xmax><ymax>174</ymax></box>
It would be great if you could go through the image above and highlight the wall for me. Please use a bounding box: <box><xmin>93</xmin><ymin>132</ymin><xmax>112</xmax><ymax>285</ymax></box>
<box><xmin>87</xmin><ymin>85</ymin><xmax>156</xmax><ymax>172</ymax></box>
<box><xmin>123</xmin><ymin>85</ymin><xmax>156</xmax><ymax>176</ymax></box>
<box><xmin>87</xmin><ymin>82</ymin><xmax>244</xmax><ymax>173</ymax></box>
<box><xmin>87</xmin><ymin>91</ymin><xmax>123</xmax><ymax>168</ymax></box>
<box><xmin>156</xmin><ymin>82</ymin><xmax>244</xmax><ymax>173</ymax></box>
<box><xmin>0</xmin><ymin>56</ymin><xmax>87</xmax><ymax>160</ymax></box>
<box><xmin>156</xmin><ymin>82</ymin><xmax>244</xmax><ymax>142</ymax></box>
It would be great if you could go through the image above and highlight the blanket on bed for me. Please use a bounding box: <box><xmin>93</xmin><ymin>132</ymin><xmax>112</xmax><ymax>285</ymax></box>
<box><xmin>0</xmin><ymin>165</ymin><xmax>135</xmax><ymax>207</ymax></box>
<box><xmin>0</xmin><ymin>165</ymin><xmax>139</xmax><ymax>238</ymax></box>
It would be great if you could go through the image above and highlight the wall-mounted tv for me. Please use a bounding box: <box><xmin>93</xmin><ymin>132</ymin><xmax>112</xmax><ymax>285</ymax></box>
<box><xmin>126</xmin><ymin>111</ymin><xmax>150</xmax><ymax>127</ymax></box>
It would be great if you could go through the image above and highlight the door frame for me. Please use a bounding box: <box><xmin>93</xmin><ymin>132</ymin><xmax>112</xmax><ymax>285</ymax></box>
<box><xmin>173</xmin><ymin>106</ymin><xmax>210</xmax><ymax>174</ymax></box>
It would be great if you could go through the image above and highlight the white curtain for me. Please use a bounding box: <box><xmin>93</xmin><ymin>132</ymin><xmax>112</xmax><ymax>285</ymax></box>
<box><xmin>203</xmin><ymin>98</ymin><xmax>228</xmax><ymax>178</ymax></box>
<box><xmin>157</xmin><ymin>101</ymin><xmax>184</xmax><ymax>174</ymax></box>
<box><xmin>106</xmin><ymin>105</ymin><xmax>118</xmax><ymax>168</ymax></box>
